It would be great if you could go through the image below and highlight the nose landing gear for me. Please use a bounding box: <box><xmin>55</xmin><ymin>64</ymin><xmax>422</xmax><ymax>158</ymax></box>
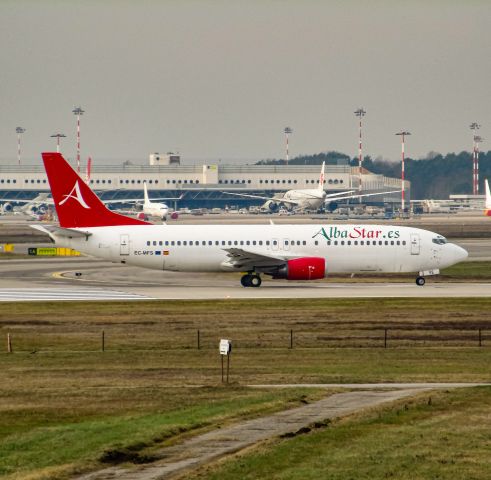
<box><xmin>416</xmin><ymin>276</ymin><xmax>426</xmax><ymax>286</ymax></box>
<box><xmin>241</xmin><ymin>273</ymin><xmax>262</xmax><ymax>287</ymax></box>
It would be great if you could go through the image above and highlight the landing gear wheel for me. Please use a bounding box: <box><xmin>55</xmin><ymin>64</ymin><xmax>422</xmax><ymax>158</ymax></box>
<box><xmin>249</xmin><ymin>275</ymin><xmax>262</xmax><ymax>288</ymax></box>
<box><xmin>416</xmin><ymin>276</ymin><xmax>425</xmax><ymax>286</ymax></box>
<box><xmin>241</xmin><ymin>274</ymin><xmax>252</xmax><ymax>287</ymax></box>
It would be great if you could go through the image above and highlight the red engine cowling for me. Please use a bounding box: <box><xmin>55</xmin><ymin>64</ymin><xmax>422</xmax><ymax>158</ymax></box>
<box><xmin>274</xmin><ymin>257</ymin><xmax>326</xmax><ymax>280</ymax></box>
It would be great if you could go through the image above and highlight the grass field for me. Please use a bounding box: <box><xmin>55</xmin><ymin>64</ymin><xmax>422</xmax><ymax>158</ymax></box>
<box><xmin>2</xmin><ymin>298</ymin><xmax>491</xmax><ymax>479</ymax></box>
<box><xmin>190</xmin><ymin>387</ymin><xmax>491</xmax><ymax>480</ymax></box>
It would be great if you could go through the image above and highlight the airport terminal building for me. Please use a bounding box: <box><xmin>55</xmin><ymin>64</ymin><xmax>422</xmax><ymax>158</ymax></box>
<box><xmin>0</xmin><ymin>153</ymin><xmax>408</xmax><ymax>210</ymax></box>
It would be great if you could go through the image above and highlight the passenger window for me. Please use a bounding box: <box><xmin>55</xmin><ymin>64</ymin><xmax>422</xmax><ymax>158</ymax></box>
<box><xmin>240</xmin><ymin>241</ymin><xmax>244</xmax><ymax>245</ymax></box>
<box><xmin>302</xmin><ymin>241</ymin><xmax>306</xmax><ymax>245</ymax></box>
<box><xmin>341</xmin><ymin>241</ymin><xmax>345</xmax><ymax>245</ymax></box>
<box><xmin>153</xmin><ymin>241</ymin><xmax>157</xmax><ymax>246</ymax></box>
<box><xmin>228</xmin><ymin>241</ymin><xmax>232</xmax><ymax>246</ymax></box>
<box><xmin>177</xmin><ymin>241</ymin><xmax>181</xmax><ymax>246</ymax></box>
<box><xmin>189</xmin><ymin>241</ymin><xmax>193</xmax><ymax>246</ymax></box>
<box><xmin>183</xmin><ymin>241</ymin><xmax>187</xmax><ymax>246</ymax></box>
<box><xmin>314</xmin><ymin>240</ymin><xmax>318</xmax><ymax>246</ymax></box>
<box><xmin>234</xmin><ymin>240</ymin><xmax>238</xmax><ymax>246</ymax></box>
<box><xmin>246</xmin><ymin>240</ymin><xmax>250</xmax><ymax>246</ymax></box>
<box><xmin>171</xmin><ymin>241</ymin><xmax>175</xmax><ymax>246</ymax></box>
<box><xmin>347</xmin><ymin>241</ymin><xmax>351</xmax><ymax>246</ymax></box>
<box><xmin>253</xmin><ymin>240</ymin><xmax>257</xmax><ymax>245</ymax></box>
<box><xmin>165</xmin><ymin>241</ymin><xmax>169</xmax><ymax>246</ymax></box>
<box><xmin>396</xmin><ymin>241</ymin><xmax>400</xmax><ymax>245</ymax></box>
<box><xmin>146</xmin><ymin>241</ymin><xmax>150</xmax><ymax>246</ymax></box>
<box><xmin>385</xmin><ymin>241</ymin><xmax>388</xmax><ymax>245</ymax></box>
<box><xmin>159</xmin><ymin>241</ymin><xmax>163</xmax><ymax>246</ymax></box>
<box><xmin>402</xmin><ymin>241</ymin><xmax>406</xmax><ymax>245</ymax></box>
<box><xmin>334</xmin><ymin>240</ymin><xmax>338</xmax><ymax>246</ymax></box>
<box><xmin>391</xmin><ymin>241</ymin><xmax>394</xmax><ymax>245</ymax></box>
<box><xmin>266</xmin><ymin>240</ymin><xmax>270</xmax><ymax>246</ymax></box>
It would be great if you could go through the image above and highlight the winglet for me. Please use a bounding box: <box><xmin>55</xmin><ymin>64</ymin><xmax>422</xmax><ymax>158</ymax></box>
<box><xmin>42</xmin><ymin>152</ymin><xmax>150</xmax><ymax>228</ymax></box>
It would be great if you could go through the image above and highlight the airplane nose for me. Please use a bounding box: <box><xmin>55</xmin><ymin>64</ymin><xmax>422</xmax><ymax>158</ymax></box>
<box><xmin>451</xmin><ymin>244</ymin><xmax>468</xmax><ymax>263</ymax></box>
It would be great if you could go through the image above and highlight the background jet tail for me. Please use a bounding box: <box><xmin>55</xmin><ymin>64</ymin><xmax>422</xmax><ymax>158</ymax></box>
<box><xmin>143</xmin><ymin>181</ymin><xmax>150</xmax><ymax>206</ymax></box>
<box><xmin>42</xmin><ymin>152</ymin><xmax>150</xmax><ymax>228</ymax></box>
<box><xmin>485</xmin><ymin>179</ymin><xmax>491</xmax><ymax>216</ymax></box>
<box><xmin>318</xmin><ymin>161</ymin><xmax>325</xmax><ymax>191</ymax></box>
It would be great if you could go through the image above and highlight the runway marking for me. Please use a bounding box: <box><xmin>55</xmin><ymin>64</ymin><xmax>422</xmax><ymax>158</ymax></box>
<box><xmin>0</xmin><ymin>288</ymin><xmax>152</xmax><ymax>302</ymax></box>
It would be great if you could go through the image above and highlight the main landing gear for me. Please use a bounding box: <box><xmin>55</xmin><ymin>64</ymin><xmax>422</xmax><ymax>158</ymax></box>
<box><xmin>241</xmin><ymin>273</ymin><xmax>262</xmax><ymax>288</ymax></box>
<box><xmin>415</xmin><ymin>276</ymin><xmax>426</xmax><ymax>286</ymax></box>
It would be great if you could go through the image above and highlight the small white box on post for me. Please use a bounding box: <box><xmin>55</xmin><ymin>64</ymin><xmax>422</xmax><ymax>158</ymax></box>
<box><xmin>219</xmin><ymin>339</ymin><xmax>232</xmax><ymax>383</ymax></box>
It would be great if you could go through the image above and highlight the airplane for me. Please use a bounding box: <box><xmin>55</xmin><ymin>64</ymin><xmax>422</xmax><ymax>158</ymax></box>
<box><xmin>485</xmin><ymin>179</ymin><xmax>491</xmax><ymax>217</ymax></box>
<box><xmin>0</xmin><ymin>193</ymin><xmax>52</xmax><ymax>216</ymax></box>
<box><xmin>34</xmin><ymin>152</ymin><xmax>468</xmax><ymax>288</ymax></box>
<box><xmin>223</xmin><ymin>161</ymin><xmax>400</xmax><ymax>212</ymax></box>
<box><xmin>103</xmin><ymin>182</ymin><xmax>181</xmax><ymax>220</ymax></box>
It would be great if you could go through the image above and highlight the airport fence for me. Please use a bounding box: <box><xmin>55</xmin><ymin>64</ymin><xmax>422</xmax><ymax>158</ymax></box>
<box><xmin>4</xmin><ymin>324</ymin><xmax>491</xmax><ymax>353</ymax></box>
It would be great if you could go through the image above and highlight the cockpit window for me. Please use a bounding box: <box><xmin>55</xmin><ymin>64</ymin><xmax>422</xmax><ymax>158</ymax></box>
<box><xmin>432</xmin><ymin>236</ymin><xmax>447</xmax><ymax>245</ymax></box>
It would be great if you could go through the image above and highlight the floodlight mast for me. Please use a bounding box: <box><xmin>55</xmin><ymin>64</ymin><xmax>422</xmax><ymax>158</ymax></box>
<box><xmin>50</xmin><ymin>133</ymin><xmax>66</xmax><ymax>153</ymax></box>
<box><xmin>72</xmin><ymin>107</ymin><xmax>85</xmax><ymax>173</ymax></box>
<box><xmin>354</xmin><ymin>108</ymin><xmax>366</xmax><ymax>202</ymax></box>
<box><xmin>470</xmin><ymin>122</ymin><xmax>481</xmax><ymax>195</ymax></box>
<box><xmin>396</xmin><ymin>131</ymin><xmax>411</xmax><ymax>213</ymax></box>
<box><xmin>284</xmin><ymin>127</ymin><xmax>292</xmax><ymax>165</ymax></box>
<box><xmin>15</xmin><ymin>127</ymin><xmax>26</xmax><ymax>165</ymax></box>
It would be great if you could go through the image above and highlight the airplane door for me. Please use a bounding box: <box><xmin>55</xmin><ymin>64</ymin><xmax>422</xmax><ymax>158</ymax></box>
<box><xmin>120</xmin><ymin>234</ymin><xmax>130</xmax><ymax>256</ymax></box>
<box><xmin>282</xmin><ymin>239</ymin><xmax>290</xmax><ymax>251</ymax></box>
<box><xmin>410</xmin><ymin>233</ymin><xmax>420</xmax><ymax>255</ymax></box>
<box><xmin>271</xmin><ymin>238</ymin><xmax>279</xmax><ymax>251</ymax></box>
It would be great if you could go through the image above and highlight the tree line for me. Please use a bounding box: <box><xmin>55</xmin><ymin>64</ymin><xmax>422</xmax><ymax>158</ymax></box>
<box><xmin>257</xmin><ymin>151</ymin><xmax>491</xmax><ymax>199</ymax></box>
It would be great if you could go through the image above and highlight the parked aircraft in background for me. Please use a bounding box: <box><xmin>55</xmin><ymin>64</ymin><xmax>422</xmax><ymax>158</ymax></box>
<box><xmin>0</xmin><ymin>193</ymin><xmax>52</xmax><ymax>216</ymax></box>
<box><xmin>485</xmin><ymin>179</ymin><xmax>491</xmax><ymax>217</ymax></box>
<box><xmin>34</xmin><ymin>152</ymin><xmax>468</xmax><ymax>288</ymax></box>
<box><xmin>224</xmin><ymin>162</ymin><xmax>400</xmax><ymax>212</ymax></box>
<box><xmin>104</xmin><ymin>182</ymin><xmax>181</xmax><ymax>220</ymax></box>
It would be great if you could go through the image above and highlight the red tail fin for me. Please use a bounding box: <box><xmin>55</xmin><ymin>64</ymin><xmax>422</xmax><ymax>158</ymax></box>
<box><xmin>42</xmin><ymin>152</ymin><xmax>150</xmax><ymax>228</ymax></box>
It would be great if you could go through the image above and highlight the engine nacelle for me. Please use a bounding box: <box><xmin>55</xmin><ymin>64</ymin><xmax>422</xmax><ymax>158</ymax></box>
<box><xmin>273</xmin><ymin>257</ymin><xmax>326</xmax><ymax>280</ymax></box>
<box><xmin>1</xmin><ymin>202</ymin><xmax>13</xmax><ymax>213</ymax></box>
<box><xmin>263</xmin><ymin>200</ymin><xmax>279</xmax><ymax>212</ymax></box>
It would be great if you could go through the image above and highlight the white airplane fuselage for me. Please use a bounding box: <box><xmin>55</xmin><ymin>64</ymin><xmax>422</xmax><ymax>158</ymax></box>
<box><xmin>50</xmin><ymin>223</ymin><xmax>466</xmax><ymax>275</ymax></box>
<box><xmin>280</xmin><ymin>189</ymin><xmax>326</xmax><ymax>210</ymax></box>
<box><xmin>143</xmin><ymin>202</ymin><xmax>169</xmax><ymax>219</ymax></box>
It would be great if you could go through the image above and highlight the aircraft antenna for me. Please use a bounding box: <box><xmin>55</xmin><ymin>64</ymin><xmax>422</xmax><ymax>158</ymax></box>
<box><xmin>396</xmin><ymin>131</ymin><xmax>411</xmax><ymax>214</ymax></box>
<box><xmin>354</xmin><ymin>108</ymin><xmax>366</xmax><ymax>202</ymax></box>
<box><xmin>470</xmin><ymin>122</ymin><xmax>481</xmax><ymax>195</ymax></box>
<box><xmin>72</xmin><ymin>107</ymin><xmax>85</xmax><ymax>173</ymax></box>
<box><xmin>50</xmin><ymin>133</ymin><xmax>66</xmax><ymax>153</ymax></box>
<box><xmin>15</xmin><ymin>127</ymin><xmax>26</xmax><ymax>165</ymax></box>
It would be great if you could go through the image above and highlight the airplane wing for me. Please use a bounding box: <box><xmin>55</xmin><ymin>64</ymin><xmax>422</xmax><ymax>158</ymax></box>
<box><xmin>325</xmin><ymin>190</ymin><xmax>402</xmax><ymax>203</ymax></box>
<box><xmin>221</xmin><ymin>247</ymin><xmax>296</xmax><ymax>270</ymax></box>
<box><xmin>221</xmin><ymin>191</ymin><xmax>306</xmax><ymax>207</ymax></box>
<box><xmin>0</xmin><ymin>195</ymin><xmax>53</xmax><ymax>205</ymax></box>
<box><xmin>102</xmin><ymin>194</ymin><xmax>184</xmax><ymax>204</ymax></box>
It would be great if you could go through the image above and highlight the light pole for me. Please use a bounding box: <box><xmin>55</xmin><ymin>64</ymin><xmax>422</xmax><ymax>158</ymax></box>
<box><xmin>474</xmin><ymin>134</ymin><xmax>483</xmax><ymax>195</ymax></box>
<box><xmin>50</xmin><ymin>133</ymin><xmax>66</xmax><ymax>153</ymax></box>
<box><xmin>16</xmin><ymin>127</ymin><xmax>26</xmax><ymax>165</ymax></box>
<box><xmin>470</xmin><ymin>122</ymin><xmax>481</xmax><ymax>195</ymax></box>
<box><xmin>72</xmin><ymin>106</ymin><xmax>85</xmax><ymax>172</ymax></box>
<box><xmin>354</xmin><ymin>108</ymin><xmax>366</xmax><ymax>201</ymax></box>
<box><xmin>284</xmin><ymin>127</ymin><xmax>292</xmax><ymax>165</ymax></box>
<box><xmin>396</xmin><ymin>131</ymin><xmax>411</xmax><ymax>213</ymax></box>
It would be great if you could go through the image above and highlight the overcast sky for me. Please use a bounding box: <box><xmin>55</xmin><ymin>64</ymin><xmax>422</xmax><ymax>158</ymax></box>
<box><xmin>1</xmin><ymin>1</ymin><xmax>490</xmax><ymax>164</ymax></box>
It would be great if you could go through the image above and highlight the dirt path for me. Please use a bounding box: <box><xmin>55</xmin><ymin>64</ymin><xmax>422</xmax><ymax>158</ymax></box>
<box><xmin>74</xmin><ymin>388</ymin><xmax>425</xmax><ymax>480</ymax></box>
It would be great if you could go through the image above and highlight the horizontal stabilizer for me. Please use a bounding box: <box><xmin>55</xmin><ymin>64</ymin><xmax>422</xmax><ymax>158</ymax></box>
<box><xmin>31</xmin><ymin>224</ymin><xmax>92</xmax><ymax>238</ymax></box>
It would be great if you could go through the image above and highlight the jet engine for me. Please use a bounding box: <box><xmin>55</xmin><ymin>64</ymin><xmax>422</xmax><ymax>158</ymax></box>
<box><xmin>272</xmin><ymin>257</ymin><xmax>326</xmax><ymax>280</ymax></box>
<box><xmin>263</xmin><ymin>200</ymin><xmax>279</xmax><ymax>212</ymax></box>
<box><xmin>1</xmin><ymin>202</ymin><xmax>13</xmax><ymax>213</ymax></box>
